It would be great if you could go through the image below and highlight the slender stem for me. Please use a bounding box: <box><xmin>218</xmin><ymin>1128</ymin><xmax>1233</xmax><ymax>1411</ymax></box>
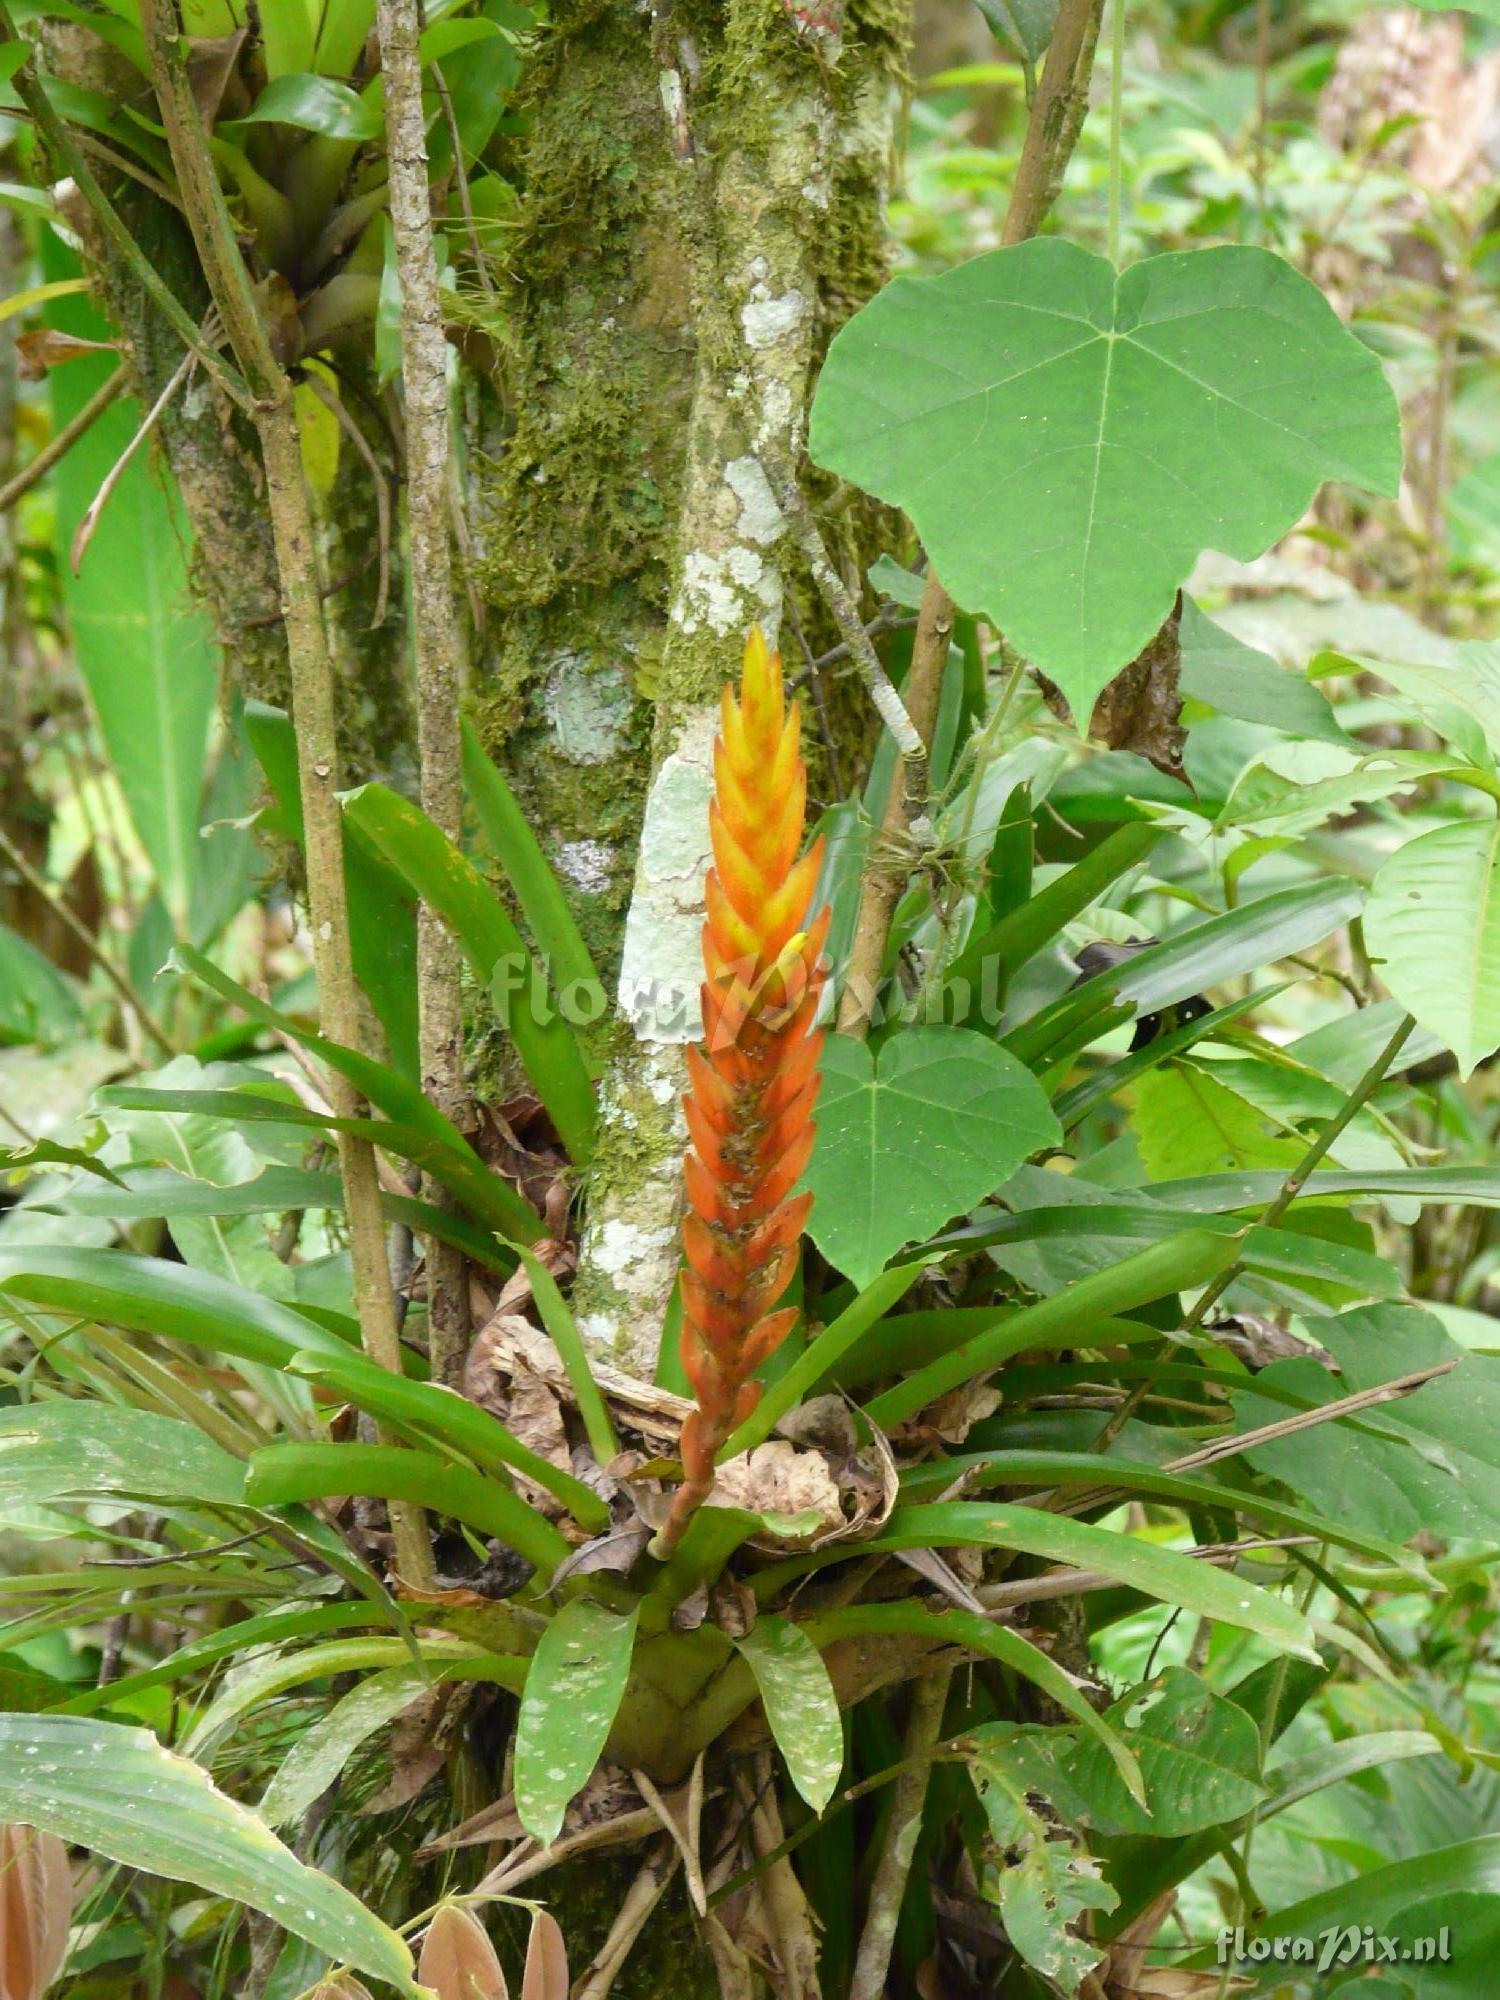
<box><xmin>1095</xmin><ymin>1011</ymin><xmax>1417</xmax><ymax>1452</ymax></box>
<box><xmin>0</xmin><ymin>824</ymin><xmax>175</xmax><ymax>1054</ymax></box>
<box><xmin>139</xmin><ymin>0</ymin><xmax>433</xmax><ymax>1586</ymax></box>
<box><xmin>0</xmin><ymin>365</ymin><xmax>127</xmax><ymax>516</ymax></box>
<box><xmin>378</xmin><ymin>0</ymin><xmax>473</xmax><ymax>1390</ymax></box>
<box><xmin>1107</xmin><ymin>0</ymin><xmax>1126</xmax><ymax>266</ymax></box>
<box><xmin>849</xmin><ymin>1668</ymin><xmax>951</xmax><ymax>2000</ymax></box>
<box><xmin>1002</xmin><ymin>0</ymin><xmax>1106</xmax><ymax>248</ymax></box>
<box><xmin>837</xmin><ymin>569</ymin><xmax>951</xmax><ymax>1039</ymax></box>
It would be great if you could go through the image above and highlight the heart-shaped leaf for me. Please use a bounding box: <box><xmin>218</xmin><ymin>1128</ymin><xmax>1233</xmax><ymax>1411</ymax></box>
<box><xmin>803</xmin><ymin>1026</ymin><xmax>1061</xmax><ymax>1285</ymax></box>
<box><xmin>1365</xmin><ymin>821</ymin><xmax>1500</xmax><ymax>1079</ymax></box>
<box><xmin>809</xmin><ymin>240</ymin><xmax>1399</xmax><ymax>720</ymax></box>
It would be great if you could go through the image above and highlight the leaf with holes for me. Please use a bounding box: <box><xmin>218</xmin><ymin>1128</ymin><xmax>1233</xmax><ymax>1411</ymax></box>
<box><xmin>802</xmin><ymin>1026</ymin><xmax>1060</xmax><ymax>1286</ymax></box>
<box><xmin>514</xmin><ymin>1600</ymin><xmax>640</xmax><ymax>1845</ymax></box>
<box><xmin>809</xmin><ymin>240</ymin><xmax>1399</xmax><ymax>720</ymax></box>
<box><xmin>1066</xmin><ymin>1668</ymin><xmax>1266</xmax><ymax>1835</ymax></box>
<box><xmin>735</xmin><ymin>1617</ymin><xmax>845</xmax><ymax>1813</ymax></box>
<box><xmin>1365</xmin><ymin>821</ymin><xmax>1500</xmax><ymax>1078</ymax></box>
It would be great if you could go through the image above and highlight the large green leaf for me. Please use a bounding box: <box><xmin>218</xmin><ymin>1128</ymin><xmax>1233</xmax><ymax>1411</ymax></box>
<box><xmin>808</xmin><ymin>240</ymin><xmax>1399</xmax><ymax>718</ymax></box>
<box><xmin>1066</xmin><ymin>1667</ymin><xmax>1264</xmax><ymax>1835</ymax></box>
<box><xmin>514</xmin><ymin>1599</ymin><xmax>640</xmax><ymax>1844</ymax></box>
<box><xmin>1365</xmin><ymin>821</ymin><xmax>1500</xmax><ymax>1078</ymax></box>
<box><xmin>1178</xmin><ymin>597</ymin><xmax>1350</xmax><ymax>745</ymax></box>
<box><xmin>1237</xmin><ymin>1304</ymin><xmax>1500</xmax><ymax>1543</ymax></box>
<box><xmin>0</xmin><ymin>1401</ymin><xmax>247</xmax><ymax>1510</ymax></box>
<box><xmin>0</xmin><ymin>1715</ymin><xmax>418</xmax><ymax>1993</ymax></box>
<box><xmin>735</xmin><ymin>1617</ymin><xmax>845</xmax><ymax>1813</ymax></box>
<box><xmin>0</xmin><ymin>923</ymin><xmax>83</xmax><ymax>1046</ymax></box>
<box><xmin>45</xmin><ymin>244</ymin><xmax>218</xmax><ymax>930</ymax></box>
<box><xmin>245</xmin><ymin>701</ymin><xmax>419</xmax><ymax>1080</ymax></box>
<box><xmin>802</xmin><ymin>1026</ymin><xmax>1061</xmax><ymax>1286</ymax></box>
<box><xmin>1184</xmin><ymin>1837</ymin><xmax>1500</xmax><ymax>1981</ymax></box>
<box><xmin>1133</xmin><ymin>1062</ymin><xmax>1305</xmax><ymax>1180</ymax></box>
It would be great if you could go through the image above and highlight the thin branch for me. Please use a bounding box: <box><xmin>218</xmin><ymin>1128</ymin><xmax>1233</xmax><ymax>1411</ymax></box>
<box><xmin>378</xmin><ymin>0</ymin><xmax>473</xmax><ymax>1390</ymax></box>
<box><xmin>849</xmin><ymin>1668</ymin><xmax>951</xmax><ymax>2000</ymax></box>
<box><xmin>139</xmin><ymin>0</ymin><xmax>434</xmax><ymax>1587</ymax></box>
<box><xmin>836</xmin><ymin>569</ymin><xmax>951</xmax><ymax>1038</ymax></box>
<box><xmin>1094</xmin><ymin>1012</ymin><xmax>1417</xmax><ymax>1451</ymax></box>
<box><xmin>0</xmin><ymin>823</ymin><xmax>175</xmax><ymax>1053</ymax></box>
<box><xmin>70</xmin><ymin>347</ymin><xmax>194</xmax><ymax>573</ymax></box>
<box><xmin>769</xmin><ymin>460</ymin><xmax>925</xmax><ymax>769</ymax></box>
<box><xmin>0</xmin><ymin>364</ymin><xmax>127</xmax><ymax>516</ymax></box>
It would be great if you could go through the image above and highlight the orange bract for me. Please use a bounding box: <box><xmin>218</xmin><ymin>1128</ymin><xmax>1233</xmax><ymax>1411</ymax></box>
<box><xmin>654</xmin><ymin>627</ymin><xmax>828</xmax><ymax>1556</ymax></box>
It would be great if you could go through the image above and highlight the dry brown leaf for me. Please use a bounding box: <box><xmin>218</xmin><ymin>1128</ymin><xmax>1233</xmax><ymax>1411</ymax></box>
<box><xmin>14</xmin><ymin>330</ymin><xmax>117</xmax><ymax>381</ymax></box>
<box><xmin>307</xmin><ymin>1982</ymin><xmax>375</xmax><ymax>2000</ymax></box>
<box><xmin>358</xmin><ymin>1683</ymin><xmax>469</xmax><ymax>1816</ymax></box>
<box><xmin>519</xmin><ymin>1910</ymin><xmax>568</xmax><ymax>2000</ymax></box>
<box><xmin>464</xmin><ymin>1315</ymin><xmax>572</xmax><ymax>1500</ymax></box>
<box><xmin>418</xmin><ymin>1905</ymin><xmax>509</xmax><ymax>2000</ymax></box>
<box><xmin>0</xmin><ymin>1823</ymin><xmax>71</xmax><ymax>2000</ymax></box>
<box><xmin>710</xmin><ymin>1442</ymin><xmax>844</xmax><ymax>1531</ymax></box>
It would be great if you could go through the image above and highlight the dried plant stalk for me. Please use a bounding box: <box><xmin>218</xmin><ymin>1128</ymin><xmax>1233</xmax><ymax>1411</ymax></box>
<box><xmin>0</xmin><ymin>1823</ymin><xmax>71</xmax><ymax>2000</ymax></box>
<box><xmin>652</xmin><ymin>629</ymin><xmax>828</xmax><ymax>1559</ymax></box>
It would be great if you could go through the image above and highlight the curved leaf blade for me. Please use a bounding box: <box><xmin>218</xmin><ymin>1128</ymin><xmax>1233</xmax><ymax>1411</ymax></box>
<box><xmin>0</xmin><ymin>1715</ymin><xmax>417</xmax><ymax>1992</ymax></box>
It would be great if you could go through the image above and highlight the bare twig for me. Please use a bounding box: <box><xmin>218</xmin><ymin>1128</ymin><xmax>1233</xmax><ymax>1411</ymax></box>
<box><xmin>139</xmin><ymin>0</ymin><xmax>433</xmax><ymax>1586</ymax></box>
<box><xmin>70</xmin><ymin>347</ymin><xmax>195</xmax><ymax>573</ymax></box>
<box><xmin>836</xmin><ymin>570</ymin><xmax>951</xmax><ymax>1037</ymax></box>
<box><xmin>378</xmin><ymin>0</ymin><xmax>473</xmax><ymax>1390</ymax></box>
<box><xmin>849</xmin><ymin>1668</ymin><xmax>951</xmax><ymax>2000</ymax></box>
<box><xmin>0</xmin><ymin>364</ymin><xmax>127</xmax><ymax>516</ymax></box>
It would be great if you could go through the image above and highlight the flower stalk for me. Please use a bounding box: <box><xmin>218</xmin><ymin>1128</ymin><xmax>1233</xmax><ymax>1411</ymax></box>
<box><xmin>650</xmin><ymin>629</ymin><xmax>828</xmax><ymax>1560</ymax></box>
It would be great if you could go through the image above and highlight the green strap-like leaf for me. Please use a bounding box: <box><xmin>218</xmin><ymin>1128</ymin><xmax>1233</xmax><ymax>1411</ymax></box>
<box><xmin>341</xmin><ymin>784</ymin><xmax>598</xmax><ymax>1165</ymax></box>
<box><xmin>283</xmin><ymin>1344</ymin><xmax>610</xmax><ymax>1532</ymax></box>
<box><xmin>246</xmin><ymin>1442</ymin><xmax>571</xmax><ymax>1576</ymax></box>
<box><xmin>806</xmin><ymin>1602</ymin><xmax>1144</xmax><ymax>1804</ymax></box>
<box><xmin>865</xmin><ymin>1230</ymin><xmax>1239</xmax><ymax>1428</ymax></box>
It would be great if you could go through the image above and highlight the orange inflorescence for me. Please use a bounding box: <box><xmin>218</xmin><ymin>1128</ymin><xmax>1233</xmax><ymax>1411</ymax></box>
<box><xmin>658</xmin><ymin>627</ymin><xmax>828</xmax><ymax>1553</ymax></box>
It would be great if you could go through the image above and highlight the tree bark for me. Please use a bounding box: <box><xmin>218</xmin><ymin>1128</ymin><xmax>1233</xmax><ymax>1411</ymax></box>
<box><xmin>470</xmin><ymin>0</ymin><xmax>911</xmax><ymax>1371</ymax></box>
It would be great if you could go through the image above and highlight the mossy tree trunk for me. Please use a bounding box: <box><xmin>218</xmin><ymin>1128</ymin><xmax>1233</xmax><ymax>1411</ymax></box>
<box><xmin>471</xmin><ymin>0</ymin><xmax>910</xmax><ymax>1373</ymax></box>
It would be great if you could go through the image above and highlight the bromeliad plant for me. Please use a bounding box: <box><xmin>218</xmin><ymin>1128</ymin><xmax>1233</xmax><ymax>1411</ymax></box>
<box><xmin>14</xmin><ymin>8</ymin><xmax>1500</xmax><ymax>1994</ymax></box>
